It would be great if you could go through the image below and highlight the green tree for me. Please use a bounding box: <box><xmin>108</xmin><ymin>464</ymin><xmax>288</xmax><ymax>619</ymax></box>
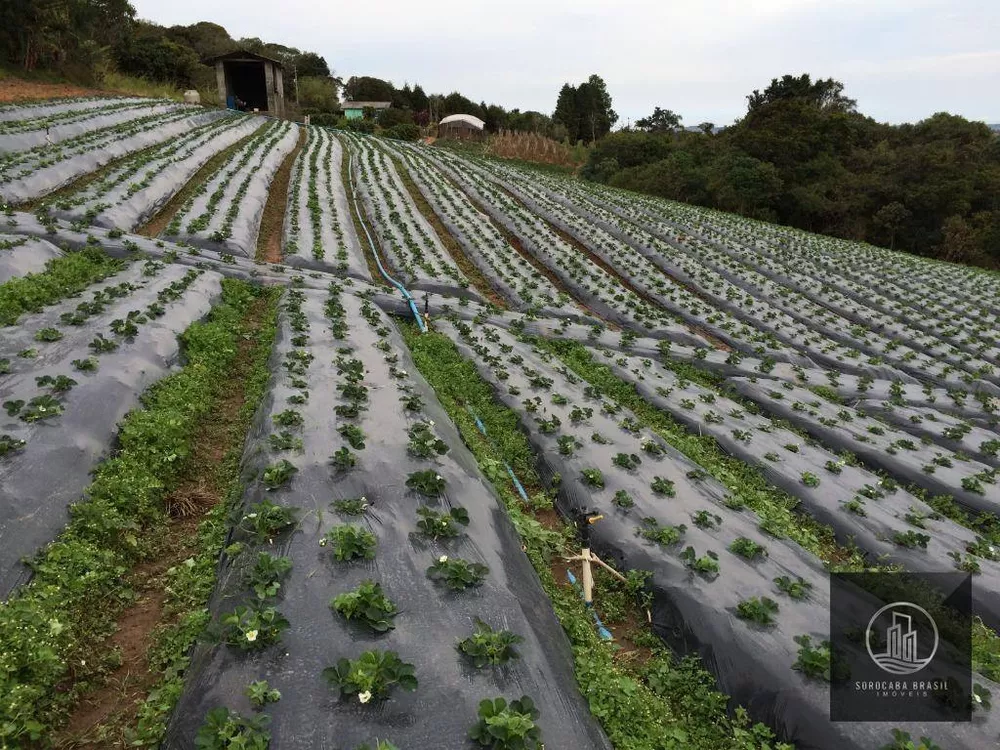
<box><xmin>164</xmin><ymin>22</ymin><xmax>235</xmax><ymax>59</ymax></box>
<box><xmin>576</xmin><ymin>74</ymin><xmax>618</xmax><ymax>142</ymax></box>
<box><xmin>293</xmin><ymin>51</ymin><xmax>329</xmax><ymax>78</ymax></box>
<box><xmin>872</xmin><ymin>202</ymin><xmax>911</xmax><ymax>250</ymax></box>
<box><xmin>297</xmin><ymin>76</ymin><xmax>338</xmax><ymax>112</ymax></box>
<box><xmin>553</xmin><ymin>83</ymin><xmax>580</xmax><ymax>142</ymax></box>
<box><xmin>344</xmin><ymin>76</ymin><xmax>394</xmax><ymax>102</ymax></box>
<box><xmin>746</xmin><ymin>74</ymin><xmax>857</xmax><ymax>113</ymax></box>
<box><xmin>709</xmin><ymin>151</ymin><xmax>783</xmax><ymax>217</ymax></box>
<box><xmin>636</xmin><ymin>107</ymin><xmax>682</xmax><ymax>134</ymax></box>
<box><xmin>410</xmin><ymin>84</ymin><xmax>429</xmax><ymax>113</ymax></box>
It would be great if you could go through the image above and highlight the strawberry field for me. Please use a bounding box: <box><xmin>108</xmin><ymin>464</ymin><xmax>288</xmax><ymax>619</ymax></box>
<box><xmin>0</xmin><ymin>97</ymin><xmax>998</xmax><ymax>750</ymax></box>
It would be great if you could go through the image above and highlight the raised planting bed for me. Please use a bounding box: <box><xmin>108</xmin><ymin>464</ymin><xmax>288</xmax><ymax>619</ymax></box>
<box><xmin>1</xmin><ymin>107</ymin><xmax>222</xmax><ymax>204</ymax></box>
<box><xmin>342</xmin><ymin>133</ymin><xmax>471</xmax><ymax>292</ymax></box>
<box><xmin>594</xmin><ymin>348</ymin><xmax>1000</xmax><ymax>624</ymax></box>
<box><xmin>0</xmin><ymin>233</ymin><xmax>63</xmax><ymax>282</ymax></box>
<box><xmin>734</xmin><ymin>379</ymin><xmax>1000</xmax><ymax>518</ymax></box>
<box><xmin>0</xmin><ymin>98</ymin><xmax>175</xmax><ymax>152</ymax></box>
<box><xmin>46</xmin><ymin>112</ymin><xmax>260</xmax><ymax>231</ymax></box>
<box><xmin>163</xmin><ymin>283</ymin><xmax>611</xmax><ymax>749</ymax></box>
<box><xmin>164</xmin><ymin>119</ymin><xmax>298</xmax><ymax>257</ymax></box>
<box><xmin>0</xmin><ymin>256</ymin><xmax>222</xmax><ymax>596</ymax></box>
<box><xmin>282</xmin><ymin>126</ymin><xmax>369</xmax><ymax>278</ymax></box>
<box><xmin>385</xmin><ymin>140</ymin><xmax>582</xmax><ymax>317</ymax></box>
<box><xmin>433</xmin><ymin>315</ymin><xmax>1000</xmax><ymax>750</ymax></box>
<box><xmin>424</xmin><ymin>148</ymin><xmax>679</xmax><ymax>335</ymax></box>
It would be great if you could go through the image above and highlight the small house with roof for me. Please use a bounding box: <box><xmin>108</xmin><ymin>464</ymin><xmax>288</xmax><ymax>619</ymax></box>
<box><xmin>205</xmin><ymin>50</ymin><xmax>285</xmax><ymax>117</ymax></box>
<box><xmin>342</xmin><ymin>101</ymin><xmax>392</xmax><ymax>120</ymax></box>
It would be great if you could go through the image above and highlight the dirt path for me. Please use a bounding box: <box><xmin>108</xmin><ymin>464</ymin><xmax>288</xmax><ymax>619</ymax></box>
<box><xmin>50</xmin><ymin>296</ymin><xmax>275</xmax><ymax>749</ymax></box>
<box><xmin>0</xmin><ymin>77</ymin><xmax>102</xmax><ymax>103</ymax></box>
<box><xmin>257</xmin><ymin>126</ymin><xmax>306</xmax><ymax>262</ymax></box>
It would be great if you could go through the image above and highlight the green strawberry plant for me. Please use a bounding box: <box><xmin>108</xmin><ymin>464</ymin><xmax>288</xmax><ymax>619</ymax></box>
<box><xmin>322</xmin><ymin>650</ymin><xmax>417</xmax><ymax>702</ymax></box>
<box><xmin>650</xmin><ymin>476</ymin><xmax>675</xmax><ymax>496</ymax></box>
<box><xmin>71</xmin><ymin>357</ymin><xmax>98</xmax><ymax>372</ymax></box>
<box><xmin>331</xmin><ymin>447</ymin><xmax>356</xmax><ymax>472</ymax></box>
<box><xmin>469</xmin><ymin>695</ymin><xmax>542</xmax><ymax>749</ymax></box>
<box><xmin>458</xmin><ymin>619</ymin><xmax>523</xmax><ymax>668</ymax></box>
<box><xmin>774</xmin><ymin>576</ymin><xmax>812</xmax><ymax>600</ymax></box>
<box><xmin>245</xmin><ymin>680</ymin><xmax>281</xmax><ymax>709</ymax></box>
<box><xmin>220</xmin><ymin>604</ymin><xmax>289</xmax><ymax>651</ymax></box>
<box><xmin>680</xmin><ymin>546</ymin><xmax>720</xmax><ymax>578</ymax></box>
<box><xmin>427</xmin><ymin>555</ymin><xmax>489</xmax><ymax>590</ymax></box>
<box><xmin>339</xmin><ymin>423</ymin><xmax>366</xmax><ymax>450</ymax></box>
<box><xmin>612</xmin><ymin>452</ymin><xmax>641</xmax><ymax>470</ymax></box>
<box><xmin>247</xmin><ymin>552</ymin><xmax>292</xmax><ymax>600</ymax></box>
<box><xmin>0</xmin><ymin>434</ymin><xmax>27</xmax><ymax>456</ymax></box>
<box><xmin>729</xmin><ymin>537</ymin><xmax>767</xmax><ymax>560</ymax></box>
<box><xmin>332</xmin><ymin>580</ymin><xmax>398</xmax><ymax>632</ymax></box>
<box><xmin>581</xmin><ymin>468</ymin><xmax>604</xmax><ymax>488</ymax></box>
<box><xmin>406</xmin><ymin>469</ymin><xmax>446</xmax><ymax>497</ymax></box>
<box><xmin>638</xmin><ymin>517</ymin><xmax>686</xmax><ymax>546</ymax></box>
<box><xmin>194</xmin><ymin>707</ymin><xmax>270</xmax><ymax>750</ymax></box>
<box><xmin>261</xmin><ymin>459</ymin><xmax>297</xmax><ymax>489</ymax></box>
<box><xmin>407</xmin><ymin>422</ymin><xmax>448</xmax><ymax>458</ymax></box>
<box><xmin>239</xmin><ymin>499</ymin><xmax>297</xmax><ymax>541</ymax></box>
<box><xmin>736</xmin><ymin>597</ymin><xmax>779</xmax><ymax>626</ymax></box>
<box><xmin>415</xmin><ymin>505</ymin><xmax>470</xmax><ymax>539</ymax></box>
<box><xmin>324</xmin><ymin>524</ymin><xmax>377</xmax><ymax>561</ymax></box>
<box><xmin>268</xmin><ymin>431</ymin><xmax>303</xmax><ymax>452</ymax></box>
<box><xmin>34</xmin><ymin>327</ymin><xmax>62</xmax><ymax>342</ymax></box>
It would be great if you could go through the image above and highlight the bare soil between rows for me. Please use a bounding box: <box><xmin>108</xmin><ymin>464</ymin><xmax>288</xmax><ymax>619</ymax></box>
<box><xmin>50</xmin><ymin>296</ymin><xmax>273</xmax><ymax>749</ymax></box>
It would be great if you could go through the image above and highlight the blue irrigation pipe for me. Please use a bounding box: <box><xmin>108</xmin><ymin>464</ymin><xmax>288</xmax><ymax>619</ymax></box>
<box><xmin>566</xmin><ymin>570</ymin><xmax>614</xmax><ymax>641</ymax></box>
<box><xmin>465</xmin><ymin>405</ymin><xmax>530</xmax><ymax>503</ymax></box>
<box><xmin>466</xmin><ymin>409</ymin><xmax>612</xmax><ymax>639</ymax></box>
<box><xmin>345</xmin><ymin>146</ymin><xmax>425</xmax><ymax>333</ymax></box>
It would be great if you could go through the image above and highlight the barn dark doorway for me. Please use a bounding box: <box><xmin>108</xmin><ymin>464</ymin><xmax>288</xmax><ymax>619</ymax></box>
<box><xmin>225</xmin><ymin>61</ymin><xmax>268</xmax><ymax>112</ymax></box>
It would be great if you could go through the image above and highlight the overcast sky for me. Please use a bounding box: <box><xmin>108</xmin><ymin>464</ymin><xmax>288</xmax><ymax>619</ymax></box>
<box><xmin>133</xmin><ymin>0</ymin><xmax>999</xmax><ymax>126</ymax></box>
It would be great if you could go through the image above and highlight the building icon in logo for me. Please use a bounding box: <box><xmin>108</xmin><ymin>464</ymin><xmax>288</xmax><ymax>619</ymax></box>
<box><xmin>866</xmin><ymin>602</ymin><xmax>938</xmax><ymax>675</ymax></box>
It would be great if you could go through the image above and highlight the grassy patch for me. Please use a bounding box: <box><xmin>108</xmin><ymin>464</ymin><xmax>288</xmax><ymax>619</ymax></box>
<box><xmin>401</xmin><ymin>324</ymin><xmax>790</xmax><ymax>750</ymax></box>
<box><xmin>0</xmin><ymin>246</ymin><xmax>127</xmax><ymax>325</ymax></box>
<box><xmin>0</xmin><ymin>277</ymin><xmax>278</xmax><ymax>746</ymax></box>
<box><xmin>117</xmin><ymin>282</ymin><xmax>280</xmax><ymax>747</ymax></box>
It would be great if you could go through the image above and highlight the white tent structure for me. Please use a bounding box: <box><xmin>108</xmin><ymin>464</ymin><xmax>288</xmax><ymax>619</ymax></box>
<box><xmin>438</xmin><ymin>113</ymin><xmax>485</xmax><ymax>139</ymax></box>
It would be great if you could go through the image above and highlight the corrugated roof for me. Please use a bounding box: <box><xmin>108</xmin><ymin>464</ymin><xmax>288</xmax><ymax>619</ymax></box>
<box><xmin>439</xmin><ymin>113</ymin><xmax>485</xmax><ymax>130</ymax></box>
<box><xmin>342</xmin><ymin>101</ymin><xmax>392</xmax><ymax>109</ymax></box>
<box><xmin>204</xmin><ymin>49</ymin><xmax>285</xmax><ymax>68</ymax></box>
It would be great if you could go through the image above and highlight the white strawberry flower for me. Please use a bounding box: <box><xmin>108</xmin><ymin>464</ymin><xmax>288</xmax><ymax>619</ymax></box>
<box><xmin>358</xmin><ymin>690</ymin><xmax>372</xmax><ymax>704</ymax></box>
<box><xmin>438</xmin><ymin>555</ymin><xmax>448</xmax><ymax>563</ymax></box>
<box><xmin>245</xmin><ymin>629</ymin><xmax>259</xmax><ymax>643</ymax></box>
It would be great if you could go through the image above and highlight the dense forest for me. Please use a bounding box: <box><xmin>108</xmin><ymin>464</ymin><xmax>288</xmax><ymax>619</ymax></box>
<box><xmin>585</xmin><ymin>76</ymin><xmax>1000</xmax><ymax>268</ymax></box>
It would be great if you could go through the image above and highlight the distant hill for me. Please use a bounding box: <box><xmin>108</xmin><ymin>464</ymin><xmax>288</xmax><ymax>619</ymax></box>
<box><xmin>990</xmin><ymin>124</ymin><xmax>1000</xmax><ymax>133</ymax></box>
